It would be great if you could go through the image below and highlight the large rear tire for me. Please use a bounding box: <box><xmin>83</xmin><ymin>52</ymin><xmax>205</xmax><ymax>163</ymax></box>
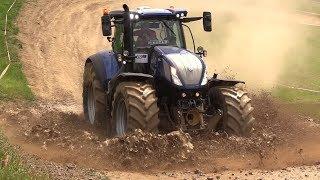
<box><xmin>210</xmin><ymin>84</ymin><xmax>255</xmax><ymax>136</ymax></box>
<box><xmin>83</xmin><ymin>63</ymin><xmax>107</xmax><ymax>127</ymax></box>
<box><xmin>112</xmin><ymin>82</ymin><xmax>160</xmax><ymax>136</ymax></box>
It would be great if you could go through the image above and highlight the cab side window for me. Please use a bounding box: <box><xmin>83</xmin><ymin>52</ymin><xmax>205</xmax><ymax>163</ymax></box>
<box><xmin>113</xmin><ymin>24</ymin><xmax>124</xmax><ymax>53</ymax></box>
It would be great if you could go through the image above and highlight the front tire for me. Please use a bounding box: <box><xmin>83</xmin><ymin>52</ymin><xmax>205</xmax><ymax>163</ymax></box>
<box><xmin>112</xmin><ymin>82</ymin><xmax>160</xmax><ymax>136</ymax></box>
<box><xmin>209</xmin><ymin>84</ymin><xmax>255</xmax><ymax>136</ymax></box>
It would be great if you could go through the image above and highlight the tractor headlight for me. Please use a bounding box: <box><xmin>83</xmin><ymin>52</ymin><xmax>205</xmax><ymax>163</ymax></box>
<box><xmin>170</xmin><ymin>67</ymin><xmax>182</xmax><ymax>86</ymax></box>
<box><xmin>130</xmin><ymin>14</ymin><xmax>134</xmax><ymax>19</ymax></box>
<box><xmin>201</xmin><ymin>69</ymin><xmax>208</xmax><ymax>85</ymax></box>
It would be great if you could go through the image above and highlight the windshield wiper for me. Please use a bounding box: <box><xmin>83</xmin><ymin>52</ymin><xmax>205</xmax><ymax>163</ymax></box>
<box><xmin>160</xmin><ymin>20</ymin><xmax>176</xmax><ymax>37</ymax></box>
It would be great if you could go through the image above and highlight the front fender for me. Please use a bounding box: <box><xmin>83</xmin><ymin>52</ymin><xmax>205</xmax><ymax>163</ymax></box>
<box><xmin>206</xmin><ymin>78</ymin><xmax>244</xmax><ymax>89</ymax></box>
<box><xmin>85</xmin><ymin>50</ymin><xmax>119</xmax><ymax>90</ymax></box>
<box><xmin>108</xmin><ymin>72</ymin><xmax>153</xmax><ymax>92</ymax></box>
<box><xmin>107</xmin><ymin>72</ymin><xmax>154</xmax><ymax>104</ymax></box>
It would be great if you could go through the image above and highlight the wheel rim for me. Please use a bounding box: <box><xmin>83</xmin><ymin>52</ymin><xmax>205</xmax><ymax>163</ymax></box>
<box><xmin>115</xmin><ymin>98</ymin><xmax>127</xmax><ymax>136</ymax></box>
<box><xmin>87</xmin><ymin>84</ymin><xmax>96</xmax><ymax>124</ymax></box>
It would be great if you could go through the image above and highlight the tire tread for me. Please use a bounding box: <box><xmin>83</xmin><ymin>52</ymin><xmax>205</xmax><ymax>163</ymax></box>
<box><xmin>112</xmin><ymin>82</ymin><xmax>159</xmax><ymax>134</ymax></box>
<box><xmin>220</xmin><ymin>84</ymin><xmax>255</xmax><ymax>136</ymax></box>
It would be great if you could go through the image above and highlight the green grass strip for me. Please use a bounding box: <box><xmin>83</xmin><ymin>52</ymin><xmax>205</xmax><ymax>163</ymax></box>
<box><xmin>0</xmin><ymin>0</ymin><xmax>34</xmax><ymax>101</ymax></box>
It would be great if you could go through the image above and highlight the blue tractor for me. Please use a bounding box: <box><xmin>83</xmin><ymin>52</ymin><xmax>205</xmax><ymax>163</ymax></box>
<box><xmin>83</xmin><ymin>4</ymin><xmax>255</xmax><ymax>137</ymax></box>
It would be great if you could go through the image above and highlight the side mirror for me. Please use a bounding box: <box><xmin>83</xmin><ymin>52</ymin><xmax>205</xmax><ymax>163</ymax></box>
<box><xmin>203</xmin><ymin>12</ymin><xmax>212</xmax><ymax>32</ymax></box>
<box><xmin>101</xmin><ymin>15</ymin><xmax>112</xmax><ymax>36</ymax></box>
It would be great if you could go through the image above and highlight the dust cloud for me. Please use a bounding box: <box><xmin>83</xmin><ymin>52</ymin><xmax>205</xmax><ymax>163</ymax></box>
<box><xmin>19</xmin><ymin>0</ymin><xmax>305</xmax><ymax>106</ymax></box>
<box><xmin>128</xmin><ymin>0</ymin><xmax>304</xmax><ymax>89</ymax></box>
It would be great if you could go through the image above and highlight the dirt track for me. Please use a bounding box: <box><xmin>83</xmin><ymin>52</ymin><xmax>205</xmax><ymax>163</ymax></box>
<box><xmin>1</xmin><ymin>95</ymin><xmax>320</xmax><ymax>179</ymax></box>
<box><xmin>4</xmin><ymin>0</ymin><xmax>320</xmax><ymax>179</ymax></box>
<box><xmin>18</xmin><ymin>0</ymin><xmax>111</xmax><ymax>111</ymax></box>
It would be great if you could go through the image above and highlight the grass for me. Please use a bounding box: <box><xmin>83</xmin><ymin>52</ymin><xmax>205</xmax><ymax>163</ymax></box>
<box><xmin>0</xmin><ymin>0</ymin><xmax>37</xmax><ymax>179</ymax></box>
<box><xmin>293</xmin><ymin>103</ymin><xmax>320</xmax><ymax>119</ymax></box>
<box><xmin>0</xmin><ymin>131</ymin><xmax>35</xmax><ymax>179</ymax></box>
<box><xmin>0</xmin><ymin>0</ymin><xmax>34</xmax><ymax>101</ymax></box>
<box><xmin>274</xmin><ymin>26</ymin><xmax>320</xmax><ymax>103</ymax></box>
<box><xmin>297</xmin><ymin>0</ymin><xmax>320</xmax><ymax>14</ymax></box>
<box><xmin>272</xmin><ymin>1</ymin><xmax>320</xmax><ymax>119</ymax></box>
<box><xmin>274</xmin><ymin>87</ymin><xmax>320</xmax><ymax>102</ymax></box>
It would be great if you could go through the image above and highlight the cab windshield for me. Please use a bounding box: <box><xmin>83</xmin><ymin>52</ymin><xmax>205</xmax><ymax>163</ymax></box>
<box><xmin>133</xmin><ymin>19</ymin><xmax>184</xmax><ymax>50</ymax></box>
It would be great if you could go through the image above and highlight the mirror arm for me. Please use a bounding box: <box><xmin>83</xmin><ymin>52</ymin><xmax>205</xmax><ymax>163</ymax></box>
<box><xmin>107</xmin><ymin>37</ymin><xmax>114</xmax><ymax>43</ymax></box>
<box><xmin>181</xmin><ymin>17</ymin><xmax>203</xmax><ymax>23</ymax></box>
<box><xmin>182</xmin><ymin>24</ymin><xmax>196</xmax><ymax>53</ymax></box>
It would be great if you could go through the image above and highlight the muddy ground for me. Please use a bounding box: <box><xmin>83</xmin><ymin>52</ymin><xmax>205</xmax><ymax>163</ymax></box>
<box><xmin>1</xmin><ymin>94</ymin><xmax>320</xmax><ymax>179</ymax></box>
<box><xmin>2</xmin><ymin>0</ymin><xmax>319</xmax><ymax>179</ymax></box>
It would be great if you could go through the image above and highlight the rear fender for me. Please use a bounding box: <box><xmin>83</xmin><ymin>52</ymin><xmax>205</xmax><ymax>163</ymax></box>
<box><xmin>85</xmin><ymin>50</ymin><xmax>119</xmax><ymax>90</ymax></box>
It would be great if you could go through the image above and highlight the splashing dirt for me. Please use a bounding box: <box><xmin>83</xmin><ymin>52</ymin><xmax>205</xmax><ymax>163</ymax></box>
<box><xmin>1</xmin><ymin>94</ymin><xmax>319</xmax><ymax>177</ymax></box>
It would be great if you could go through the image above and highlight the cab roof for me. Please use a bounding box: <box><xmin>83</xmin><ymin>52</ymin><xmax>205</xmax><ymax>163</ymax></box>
<box><xmin>109</xmin><ymin>6</ymin><xmax>188</xmax><ymax>19</ymax></box>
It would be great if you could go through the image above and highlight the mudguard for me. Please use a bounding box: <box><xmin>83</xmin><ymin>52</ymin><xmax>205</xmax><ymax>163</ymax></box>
<box><xmin>86</xmin><ymin>50</ymin><xmax>119</xmax><ymax>90</ymax></box>
<box><xmin>107</xmin><ymin>72</ymin><xmax>154</xmax><ymax>97</ymax></box>
<box><xmin>206</xmin><ymin>78</ymin><xmax>244</xmax><ymax>89</ymax></box>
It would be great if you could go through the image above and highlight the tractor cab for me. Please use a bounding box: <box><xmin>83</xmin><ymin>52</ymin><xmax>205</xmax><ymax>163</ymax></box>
<box><xmin>113</xmin><ymin>17</ymin><xmax>184</xmax><ymax>58</ymax></box>
<box><xmin>132</xmin><ymin>18</ymin><xmax>184</xmax><ymax>50</ymax></box>
<box><xmin>102</xmin><ymin>5</ymin><xmax>212</xmax><ymax>68</ymax></box>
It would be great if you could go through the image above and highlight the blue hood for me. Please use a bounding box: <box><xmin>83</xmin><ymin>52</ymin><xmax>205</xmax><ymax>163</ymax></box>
<box><xmin>154</xmin><ymin>46</ymin><xmax>206</xmax><ymax>86</ymax></box>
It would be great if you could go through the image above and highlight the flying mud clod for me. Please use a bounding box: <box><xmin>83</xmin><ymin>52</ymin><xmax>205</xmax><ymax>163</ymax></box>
<box><xmin>103</xmin><ymin>129</ymin><xmax>194</xmax><ymax>168</ymax></box>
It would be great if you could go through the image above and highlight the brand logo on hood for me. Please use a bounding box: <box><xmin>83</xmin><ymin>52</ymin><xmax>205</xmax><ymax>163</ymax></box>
<box><xmin>187</xmin><ymin>67</ymin><xmax>193</xmax><ymax>72</ymax></box>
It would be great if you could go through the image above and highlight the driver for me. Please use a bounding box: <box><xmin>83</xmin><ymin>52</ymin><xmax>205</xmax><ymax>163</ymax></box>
<box><xmin>133</xmin><ymin>21</ymin><xmax>157</xmax><ymax>47</ymax></box>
